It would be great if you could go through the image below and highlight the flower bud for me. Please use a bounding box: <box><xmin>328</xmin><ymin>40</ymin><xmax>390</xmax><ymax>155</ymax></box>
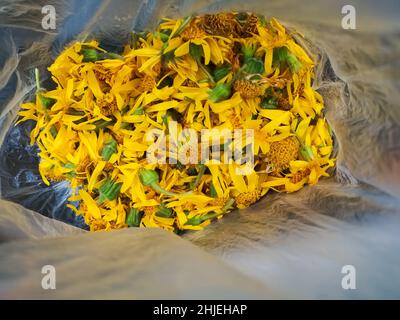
<box><xmin>101</xmin><ymin>138</ymin><xmax>117</xmax><ymax>161</ymax></box>
<box><xmin>81</xmin><ymin>48</ymin><xmax>99</xmax><ymax>62</ymax></box>
<box><xmin>208</xmin><ymin>83</ymin><xmax>232</xmax><ymax>102</ymax></box>
<box><xmin>139</xmin><ymin>168</ymin><xmax>159</xmax><ymax>186</ymax></box>
<box><xmin>244</xmin><ymin>57</ymin><xmax>264</xmax><ymax>74</ymax></box>
<box><xmin>126</xmin><ymin>208</ymin><xmax>142</xmax><ymax>227</ymax></box>
<box><xmin>156</xmin><ymin>203</ymin><xmax>173</xmax><ymax>218</ymax></box>
<box><xmin>286</xmin><ymin>53</ymin><xmax>301</xmax><ymax>73</ymax></box>
<box><xmin>97</xmin><ymin>179</ymin><xmax>122</xmax><ymax>204</ymax></box>
<box><xmin>213</xmin><ymin>64</ymin><xmax>231</xmax><ymax>82</ymax></box>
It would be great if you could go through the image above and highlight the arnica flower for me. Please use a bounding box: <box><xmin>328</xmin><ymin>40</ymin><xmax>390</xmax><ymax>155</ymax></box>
<box><xmin>267</xmin><ymin>136</ymin><xmax>300</xmax><ymax>172</ymax></box>
<box><xmin>290</xmin><ymin>168</ymin><xmax>311</xmax><ymax>184</ymax></box>
<box><xmin>202</xmin><ymin>13</ymin><xmax>240</xmax><ymax>37</ymax></box>
<box><xmin>138</xmin><ymin>74</ymin><xmax>157</xmax><ymax>93</ymax></box>
<box><xmin>181</xmin><ymin>20</ymin><xmax>206</xmax><ymax>41</ymax></box>
<box><xmin>17</xmin><ymin>12</ymin><xmax>335</xmax><ymax>232</ymax></box>
<box><xmin>239</xmin><ymin>13</ymin><xmax>260</xmax><ymax>37</ymax></box>
<box><xmin>233</xmin><ymin>79</ymin><xmax>265</xmax><ymax>99</ymax></box>
<box><xmin>172</xmin><ymin>16</ymin><xmax>228</xmax><ymax>67</ymax></box>
<box><xmin>96</xmin><ymin>93</ymin><xmax>118</xmax><ymax>116</ymax></box>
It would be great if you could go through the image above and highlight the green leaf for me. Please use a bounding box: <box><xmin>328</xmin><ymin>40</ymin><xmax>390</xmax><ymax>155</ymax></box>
<box><xmin>221</xmin><ymin>198</ymin><xmax>235</xmax><ymax>212</ymax></box>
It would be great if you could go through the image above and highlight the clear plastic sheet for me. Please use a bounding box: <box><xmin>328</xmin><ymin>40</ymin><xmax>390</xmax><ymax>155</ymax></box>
<box><xmin>0</xmin><ymin>0</ymin><xmax>400</xmax><ymax>298</ymax></box>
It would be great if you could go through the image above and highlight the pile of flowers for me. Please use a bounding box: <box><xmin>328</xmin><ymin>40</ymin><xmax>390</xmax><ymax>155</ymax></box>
<box><xmin>17</xmin><ymin>12</ymin><xmax>335</xmax><ymax>232</ymax></box>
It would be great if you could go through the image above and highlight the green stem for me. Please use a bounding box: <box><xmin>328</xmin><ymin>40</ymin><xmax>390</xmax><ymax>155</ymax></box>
<box><xmin>198</xmin><ymin>62</ymin><xmax>215</xmax><ymax>85</ymax></box>
<box><xmin>172</xmin><ymin>16</ymin><xmax>192</xmax><ymax>38</ymax></box>
<box><xmin>185</xmin><ymin>197</ymin><xmax>235</xmax><ymax>225</ymax></box>
<box><xmin>139</xmin><ymin>168</ymin><xmax>192</xmax><ymax>197</ymax></box>
<box><xmin>200</xmin><ymin>212</ymin><xmax>220</xmax><ymax>221</ymax></box>
<box><xmin>221</xmin><ymin>198</ymin><xmax>235</xmax><ymax>212</ymax></box>
<box><xmin>232</xmin><ymin>63</ymin><xmax>249</xmax><ymax>82</ymax></box>
<box><xmin>189</xmin><ymin>164</ymin><xmax>206</xmax><ymax>190</ymax></box>
<box><xmin>294</xmin><ymin>134</ymin><xmax>314</xmax><ymax>161</ymax></box>
<box><xmin>35</xmin><ymin>68</ymin><xmax>56</xmax><ymax>109</ymax></box>
<box><xmin>101</xmin><ymin>52</ymin><xmax>124</xmax><ymax>60</ymax></box>
<box><xmin>94</xmin><ymin>119</ymin><xmax>114</xmax><ymax>129</ymax></box>
<box><xmin>35</xmin><ymin>68</ymin><xmax>41</xmax><ymax>92</ymax></box>
<box><xmin>149</xmin><ymin>182</ymin><xmax>191</xmax><ymax>197</ymax></box>
<box><xmin>66</xmin><ymin>109</ymin><xmax>85</xmax><ymax>116</ymax></box>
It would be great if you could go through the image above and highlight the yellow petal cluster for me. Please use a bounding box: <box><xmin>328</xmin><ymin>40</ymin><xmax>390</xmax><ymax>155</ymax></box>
<box><xmin>17</xmin><ymin>12</ymin><xmax>335</xmax><ymax>232</ymax></box>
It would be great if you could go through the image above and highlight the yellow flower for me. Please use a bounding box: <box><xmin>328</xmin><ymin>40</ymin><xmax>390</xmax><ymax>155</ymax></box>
<box><xmin>289</xmin><ymin>159</ymin><xmax>333</xmax><ymax>186</ymax></box>
<box><xmin>228</xmin><ymin>164</ymin><xmax>261</xmax><ymax>208</ymax></box>
<box><xmin>174</xmin><ymin>17</ymin><xmax>229</xmax><ymax>65</ymax></box>
<box><xmin>267</xmin><ymin>136</ymin><xmax>300</xmax><ymax>172</ymax></box>
<box><xmin>233</xmin><ymin>79</ymin><xmax>266</xmax><ymax>99</ymax></box>
<box><xmin>16</xmin><ymin>12</ymin><xmax>336</xmax><ymax>233</ymax></box>
<box><xmin>79</xmin><ymin>189</ymin><xmax>101</xmax><ymax>220</ymax></box>
<box><xmin>48</xmin><ymin>41</ymin><xmax>103</xmax><ymax>87</ymax></box>
<box><xmin>38</xmin><ymin>157</ymin><xmax>66</xmax><ymax>185</ymax></box>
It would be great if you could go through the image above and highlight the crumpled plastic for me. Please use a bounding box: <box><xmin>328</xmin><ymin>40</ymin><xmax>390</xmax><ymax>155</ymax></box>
<box><xmin>0</xmin><ymin>0</ymin><xmax>400</xmax><ymax>299</ymax></box>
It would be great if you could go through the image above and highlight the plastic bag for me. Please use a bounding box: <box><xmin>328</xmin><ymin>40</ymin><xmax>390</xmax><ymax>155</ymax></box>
<box><xmin>0</xmin><ymin>0</ymin><xmax>399</xmax><ymax>298</ymax></box>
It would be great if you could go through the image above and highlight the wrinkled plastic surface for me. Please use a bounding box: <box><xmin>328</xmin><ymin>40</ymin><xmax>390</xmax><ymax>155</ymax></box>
<box><xmin>1</xmin><ymin>0</ymin><xmax>400</xmax><ymax>298</ymax></box>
